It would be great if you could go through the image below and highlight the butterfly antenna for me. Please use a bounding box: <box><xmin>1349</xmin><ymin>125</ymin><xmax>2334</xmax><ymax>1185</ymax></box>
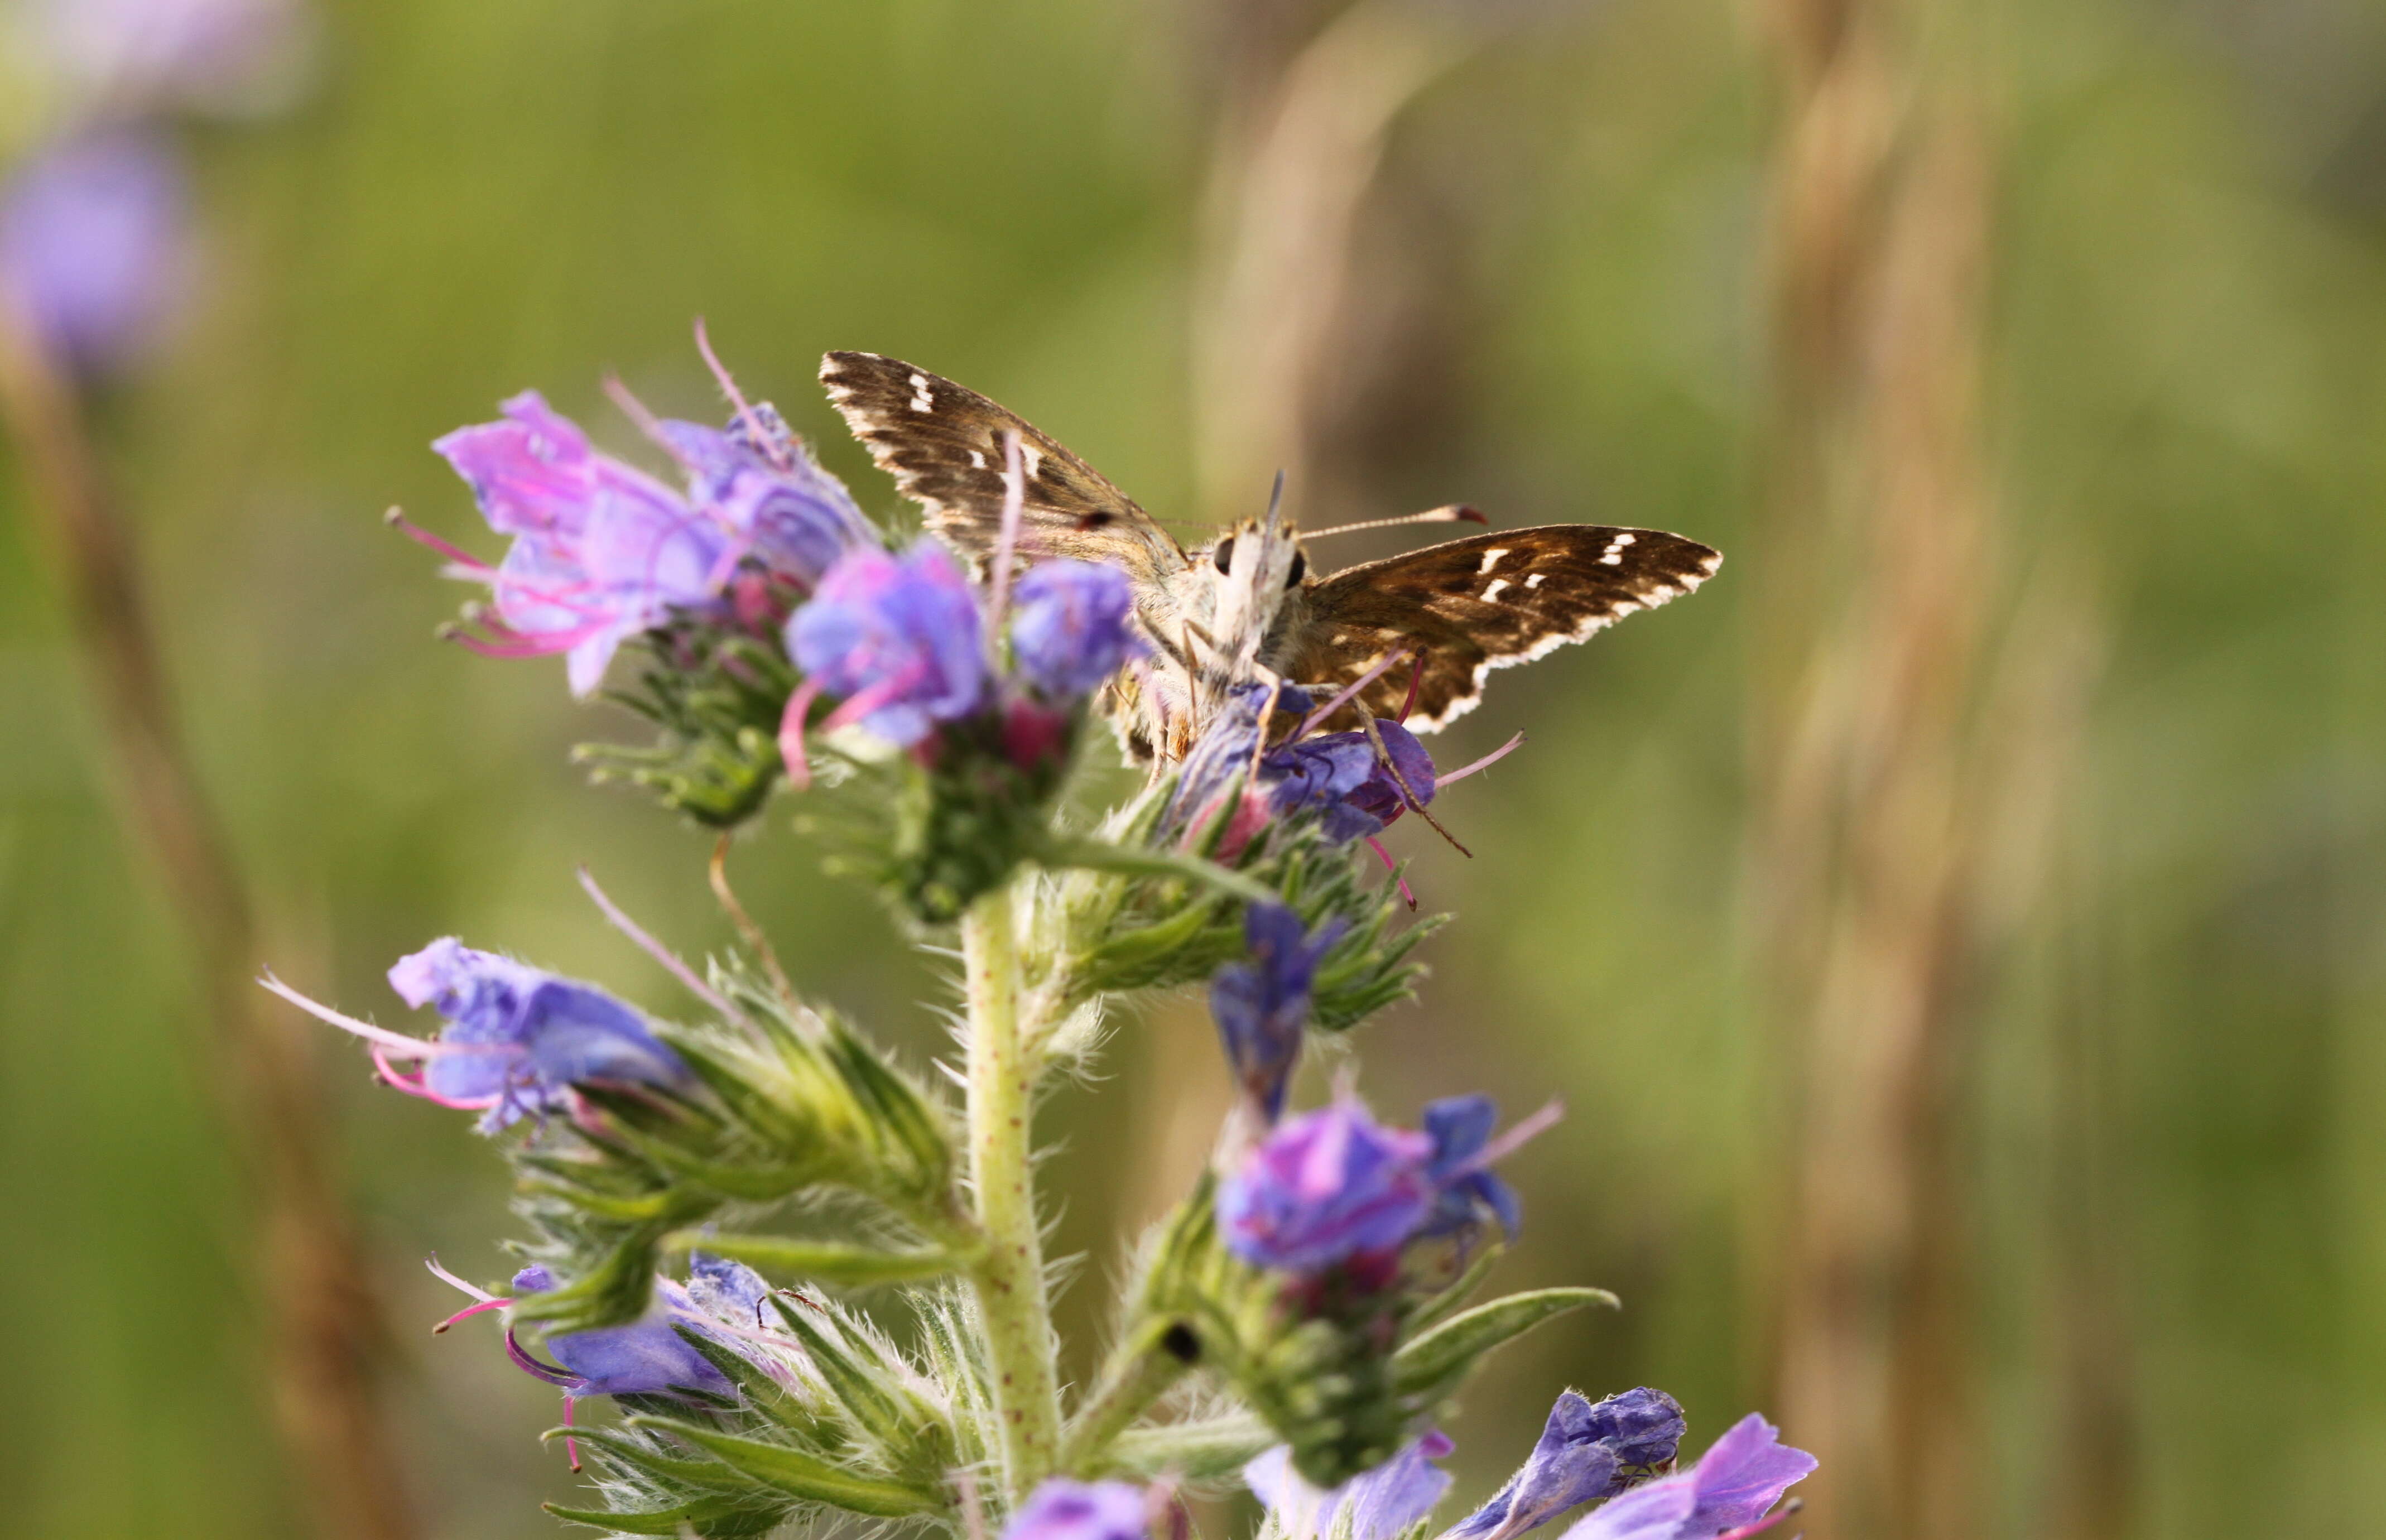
<box><xmin>1362</xmin><ymin>716</ymin><xmax>1473</xmax><ymax>859</ymax></box>
<box><xmin>1300</xmin><ymin>504</ymin><xmax>1489</xmax><ymax>541</ymax></box>
<box><xmin>1263</xmin><ymin>468</ymin><xmax>1287</xmax><ymax>531</ymax></box>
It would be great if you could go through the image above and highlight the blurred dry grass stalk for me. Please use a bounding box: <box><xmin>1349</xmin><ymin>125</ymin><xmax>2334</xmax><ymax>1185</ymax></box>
<box><xmin>1751</xmin><ymin>0</ymin><xmax>2111</xmax><ymax>1536</ymax></box>
<box><xmin>0</xmin><ymin>316</ymin><xmax>416</xmax><ymax>1540</ymax></box>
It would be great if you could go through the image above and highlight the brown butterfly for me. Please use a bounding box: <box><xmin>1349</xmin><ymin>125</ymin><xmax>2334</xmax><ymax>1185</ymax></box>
<box><xmin>819</xmin><ymin>350</ymin><xmax>1721</xmax><ymax>760</ymax></box>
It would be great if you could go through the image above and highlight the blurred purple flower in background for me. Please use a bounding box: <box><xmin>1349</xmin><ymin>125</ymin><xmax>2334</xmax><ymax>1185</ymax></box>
<box><xmin>1246</xmin><ymin>1430</ymin><xmax>1455</xmax><ymax>1540</ymax></box>
<box><xmin>1217</xmin><ymin>1099</ymin><xmax>1435</xmax><ymax>1273</ymax></box>
<box><xmin>1211</xmin><ymin>902</ymin><xmax>1344</xmax><ymax>1122</ymax></box>
<box><xmin>1449</xmin><ymin>1389</ymin><xmax>1688</xmax><ymax>1540</ymax></box>
<box><xmin>1008</xmin><ymin>558</ymin><xmax>1143</xmax><ymax>701</ymax></box>
<box><xmin>1001</xmin><ymin>1479</ymin><xmax>1150</xmax><ymax>1540</ymax></box>
<box><xmin>788</xmin><ymin>540</ymin><xmax>988</xmax><ymax>749</ymax></box>
<box><xmin>26</xmin><ymin>0</ymin><xmax>313</xmax><ymax>114</ymax></box>
<box><xmin>1553</xmin><ymin>1415</ymin><xmax>1815</xmax><ymax>1540</ymax></box>
<box><xmin>0</xmin><ymin>130</ymin><xmax>190</xmax><ymax>378</ymax></box>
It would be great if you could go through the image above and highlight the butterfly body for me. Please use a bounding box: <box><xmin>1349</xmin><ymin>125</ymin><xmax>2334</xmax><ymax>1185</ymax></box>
<box><xmin>819</xmin><ymin>351</ymin><xmax>1720</xmax><ymax>759</ymax></box>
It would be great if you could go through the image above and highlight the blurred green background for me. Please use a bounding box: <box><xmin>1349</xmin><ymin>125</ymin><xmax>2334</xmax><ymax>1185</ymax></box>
<box><xmin>3</xmin><ymin>0</ymin><xmax>2383</xmax><ymax>1536</ymax></box>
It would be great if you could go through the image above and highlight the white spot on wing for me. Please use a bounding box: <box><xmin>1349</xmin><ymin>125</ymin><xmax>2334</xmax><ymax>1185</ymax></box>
<box><xmin>968</xmin><ymin>450</ymin><xmax>986</xmax><ymax>469</ymax></box>
<box><xmin>1022</xmin><ymin>445</ymin><xmax>1043</xmax><ymax>479</ymax></box>
<box><xmin>908</xmin><ymin>373</ymin><xmax>934</xmax><ymax>412</ymax></box>
<box><xmin>1478</xmin><ymin>547</ymin><xmax>1510</xmax><ymax>574</ymax></box>
<box><xmin>1481</xmin><ymin>578</ymin><xmax>1512</xmax><ymax>602</ymax></box>
<box><xmin>1600</xmin><ymin>553</ymin><xmax>1624</xmax><ymax>566</ymax></box>
<box><xmin>1525</xmin><ymin>572</ymin><xmax>1546</xmax><ymax>589</ymax></box>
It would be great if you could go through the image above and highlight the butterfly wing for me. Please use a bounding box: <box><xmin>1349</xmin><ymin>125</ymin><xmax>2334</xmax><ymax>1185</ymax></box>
<box><xmin>819</xmin><ymin>352</ymin><xmax>1187</xmax><ymax>585</ymax></box>
<box><xmin>1283</xmin><ymin>524</ymin><xmax>1722</xmax><ymax>731</ymax></box>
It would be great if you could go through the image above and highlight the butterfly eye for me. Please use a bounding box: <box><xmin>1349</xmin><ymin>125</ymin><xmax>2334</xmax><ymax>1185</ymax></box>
<box><xmin>1285</xmin><ymin>550</ymin><xmax>1307</xmax><ymax>588</ymax></box>
<box><xmin>1212</xmin><ymin>537</ymin><xmax>1237</xmax><ymax>575</ymax></box>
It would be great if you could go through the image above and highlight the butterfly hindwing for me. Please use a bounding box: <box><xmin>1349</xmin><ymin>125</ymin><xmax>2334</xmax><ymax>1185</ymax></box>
<box><xmin>1283</xmin><ymin>524</ymin><xmax>1722</xmax><ymax>730</ymax></box>
<box><xmin>819</xmin><ymin>351</ymin><xmax>1186</xmax><ymax>584</ymax></box>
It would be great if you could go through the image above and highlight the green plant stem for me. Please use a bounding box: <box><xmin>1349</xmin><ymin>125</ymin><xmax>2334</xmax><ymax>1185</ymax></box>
<box><xmin>963</xmin><ymin>884</ymin><xmax>1064</xmax><ymax>1500</ymax></box>
<box><xmin>1059</xmin><ymin>1318</ymin><xmax>1197</xmax><ymax>1475</ymax></box>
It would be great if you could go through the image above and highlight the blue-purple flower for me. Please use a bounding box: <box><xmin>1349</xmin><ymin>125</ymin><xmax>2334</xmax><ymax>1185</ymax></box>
<box><xmin>1009</xmin><ymin>559</ymin><xmax>1143</xmax><ymax>701</ymax></box>
<box><xmin>261</xmin><ymin>940</ymin><xmax>687</xmax><ymax>1134</ymax></box>
<box><xmin>429</xmin><ymin>1254</ymin><xmax>771</xmax><ymax>1470</ymax></box>
<box><xmin>1246</xmin><ymin>1430</ymin><xmax>1455</xmax><ymax>1540</ymax></box>
<box><xmin>1552</xmin><ymin>1416</ymin><xmax>1815</xmax><ymax>1540</ymax></box>
<box><xmin>1211</xmin><ymin>902</ymin><xmax>1345</xmax><ymax>1122</ymax></box>
<box><xmin>1264</xmin><ymin>719</ymin><xmax>1437</xmax><ymax>845</ymax></box>
<box><xmin>1002</xmin><ymin>1479</ymin><xmax>1151</xmax><ymax>1540</ymax></box>
<box><xmin>0</xmin><ymin>131</ymin><xmax>191</xmax><ymax>378</ymax></box>
<box><xmin>1217</xmin><ymin>1100</ymin><xmax>1435</xmax><ymax>1273</ymax></box>
<box><xmin>1420</xmin><ymin>1095</ymin><xmax>1524</xmax><ymax>1241</ymax></box>
<box><xmin>787</xmin><ymin>540</ymin><xmax>989</xmax><ymax>749</ymax></box>
<box><xmin>1449</xmin><ymin>1390</ymin><xmax>1687</xmax><ymax>1540</ymax></box>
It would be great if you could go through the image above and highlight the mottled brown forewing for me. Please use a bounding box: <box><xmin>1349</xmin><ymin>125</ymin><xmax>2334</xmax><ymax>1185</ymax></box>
<box><xmin>1284</xmin><ymin>525</ymin><xmax>1722</xmax><ymax>731</ymax></box>
<box><xmin>819</xmin><ymin>352</ymin><xmax>1186</xmax><ymax>584</ymax></box>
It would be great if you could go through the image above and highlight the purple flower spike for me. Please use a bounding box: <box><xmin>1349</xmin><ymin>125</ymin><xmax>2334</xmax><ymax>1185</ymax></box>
<box><xmin>1450</xmin><ymin>1390</ymin><xmax>1687</xmax><ymax>1540</ymax></box>
<box><xmin>788</xmin><ymin>540</ymin><xmax>988</xmax><ymax>748</ymax></box>
<box><xmin>1421</xmin><ymin>1095</ymin><xmax>1524</xmax><ymax>1241</ymax></box>
<box><xmin>1009</xmin><ymin>559</ymin><xmax>1143</xmax><ymax>700</ymax></box>
<box><xmin>384</xmin><ymin>938</ymin><xmax>687</xmax><ymax>1132</ymax></box>
<box><xmin>1210</xmin><ymin>903</ymin><xmax>1344</xmax><ymax>1122</ymax></box>
<box><xmin>1247</xmin><ymin>1430</ymin><xmax>1455</xmax><ymax>1540</ymax></box>
<box><xmin>1555</xmin><ymin>1414</ymin><xmax>1815</xmax><ymax>1540</ymax></box>
<box><xmin>1003</xmin><ymin>1478</ymin><xmax>1150</xmax><ymax>1540</ymax></box>
<box><xmin>1217</xmin><ymin>1100</ymin><xmax>1435</xmax><ymax>1274</ymax></box>
<box><xmin>0</xmin><ymin>132</ymin><xmax>191</xmax><ymax>379</ymax></box>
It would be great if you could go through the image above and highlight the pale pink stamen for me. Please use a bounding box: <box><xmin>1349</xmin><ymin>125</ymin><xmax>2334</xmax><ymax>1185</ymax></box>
<box><xmin>1397</xmin><ymin>653</ymin><xmax>1425</xmax><ymax>724</ymax></box>
<box><xmin>425</xmin><ymin>1254</ymin><xmax>498</xmax><ymax>1302</ymax></box>
<box><xmin>1716</xmin><ymin>1502</ymin><xmax>1800</xmax><ymax>1540</ymax></box>
<box><xmin>1435</xmin><ymin>731</ymin><xmax>1525</xmax><ymax>788</ymax></box>
<box><xmin>387</xmin><ymin>508</ymin><xmax>494</xmax><ymax>571</ymax></box>
<box><xmin>695</xmin><ymin>318</ymin><xmax>783</xmax><ymax>469</ymax></box>
<box><xmin>259</xmin><ymin>972</ymin><xmax>460</xmax><ymax>1057</ymax></box>
<box><xmin>576</xmin><ymin>866</ymin><xmax>740</xmax><ymax>1020</ymax></box>
<box><xmin>1297</xmin><ymin>647</ymin><xmax>1411</xmax><ymax>739</ymax></box>
<box><xmin>779</xmin><ymin>677</ymin><xmax>824</xmax><ymax>790</ymax></box>
<box><xmin>561</xmin><ymin>1395</ymin><xmax>582</xmax><ymax>1471</ymax></box>
<box><xmin>1459</xmin><ymin>1098</ymin><xmax>1564</xmax><ymax>1174</ymax></box>
<box><xmin>821</xmin><ymin>664</ymin><xmax>927</xmax><ymax>735</ymax></box>
<box><xmin>372</xmin><ymin>1051</ymin><xmax>505</xmax><ymax>1112</ymax></box>
<box><xmin>1364</xmin><ymin>836</ymin><xmax>1418</xmax><ymax>910</ymax></box>
<box><xmin>987</xmin><ymin>431</ymin><xmax>1027</xmax><ymax>639</ymax></box>
<box><xmin>433</xmin><ymin>1296</ymin><xmax>511</xmax><ymax>1335</ymax></box>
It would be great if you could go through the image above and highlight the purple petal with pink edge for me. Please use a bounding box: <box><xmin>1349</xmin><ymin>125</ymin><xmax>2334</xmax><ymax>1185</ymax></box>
<box><xmin>788</xmin><ymin>540</ymin><xmax>987</xmax><ymax>748</ymax></box>
<box><xmin>434</xmin><ymin>392</ymin><xmax>600</xmax><ymax>543</ymax></box>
